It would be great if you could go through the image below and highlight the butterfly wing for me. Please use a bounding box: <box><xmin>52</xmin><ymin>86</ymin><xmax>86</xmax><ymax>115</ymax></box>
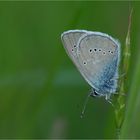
<box><xmin>61</xmin><ymin>30</ymin><xmax>88</xmax><ymax>69</ymax></box>
<box><xmin>77</xmin><ymin>32</ymin><xmax>120</xmax><ymax>94</ymax></box>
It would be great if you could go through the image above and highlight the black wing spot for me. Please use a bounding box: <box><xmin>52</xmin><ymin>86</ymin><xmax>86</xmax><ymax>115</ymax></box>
<box><xmin>83</xmin><ymin>61</ymin><xmax>87</xmax><ymax>65</ymax></box>
<box><xmin>94</xmin><ymin>48</ymin><xmax>97</xmax><ymax>51</ymax></box>
<box><xmin>89</xmin><ymin>49</ymin><xmax>92</xmax><ymax>53</ymax></box>
<box><xmin>108</xmin><ymin>50</ymin><xmax>114</xmax><ymax>54</ymax></box>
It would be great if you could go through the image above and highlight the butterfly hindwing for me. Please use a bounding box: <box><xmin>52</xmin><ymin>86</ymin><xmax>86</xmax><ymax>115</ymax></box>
<box><xmin>77</xmin><ymin>32</ymin><xmax>120</xmax><ymax>94</ymax></box>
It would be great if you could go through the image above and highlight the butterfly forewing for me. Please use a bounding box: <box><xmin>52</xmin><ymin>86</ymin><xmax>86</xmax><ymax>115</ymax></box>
<box><xmin>61</xmin><ymin>30</ymin><xmax>87</xmax><ymax>68</ymax></box>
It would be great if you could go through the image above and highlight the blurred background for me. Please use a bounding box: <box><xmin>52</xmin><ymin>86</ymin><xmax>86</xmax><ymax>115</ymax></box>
<box><xmin>0</xmin><ymin>1</ymin><xmax>140</xmax><ymax>139</ymax></box>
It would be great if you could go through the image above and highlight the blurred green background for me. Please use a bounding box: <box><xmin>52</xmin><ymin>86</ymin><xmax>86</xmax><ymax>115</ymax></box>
<box><xmin>0</xmin><ymin>1</ymin><xmax>140</xmax><ymax>139</ymax></box>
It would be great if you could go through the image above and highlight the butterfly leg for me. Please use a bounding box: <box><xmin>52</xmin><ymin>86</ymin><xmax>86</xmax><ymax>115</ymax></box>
<box><xmin>114</xmin><ymin>87</ymin><xmax>126</xmax><ymax>96</ymax></box>
<box><xmin>105</xmin><ymin>94</ymin><xmax>114</xmax><ymax>107</ymax></box>
<box><xmin>110</xmin><ymin>73</ymin><xmax>126</xmax><ymax>81</ymax></box>
<box><xmin>110</xmin><ymin>73</ymin><xmax>126</xmax><ymax>95</ymax></box>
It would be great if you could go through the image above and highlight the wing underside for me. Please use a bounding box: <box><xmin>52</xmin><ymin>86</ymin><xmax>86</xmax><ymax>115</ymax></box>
<box><xmin>61</xmin><ymin>30</ymin><xmax>120</xmax><ymax>94</ymax></box>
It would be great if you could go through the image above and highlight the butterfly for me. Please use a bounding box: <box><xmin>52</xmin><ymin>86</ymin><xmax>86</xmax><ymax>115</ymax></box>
<box><xmin>61</xmin><ymin>30</ymin><xmax>120</xmax><ymax>101</ymax></box>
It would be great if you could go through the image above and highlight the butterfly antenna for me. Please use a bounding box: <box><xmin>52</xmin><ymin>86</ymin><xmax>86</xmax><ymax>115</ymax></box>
<box><xmin>80</xmin><ymin>92</ymin><xmax>91</xmax><ymax>118</ymax></box>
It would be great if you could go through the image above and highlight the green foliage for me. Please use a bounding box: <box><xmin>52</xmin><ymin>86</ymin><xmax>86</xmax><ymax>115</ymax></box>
<box><xmin>0</xmin><ymin>1</ymin><xmax>139</xmax><ymax>139</ymax></box>
<box><xmin>115</xmin><ymin>8</ymin><xmax>132</xmax><ymax>139</ymax></box>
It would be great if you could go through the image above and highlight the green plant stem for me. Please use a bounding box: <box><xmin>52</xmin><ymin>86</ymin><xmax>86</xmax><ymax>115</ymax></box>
<box><xmin>114</xmin><ymin>8</ymin><xmax>133</xmax><ymax>139</ymax></box>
